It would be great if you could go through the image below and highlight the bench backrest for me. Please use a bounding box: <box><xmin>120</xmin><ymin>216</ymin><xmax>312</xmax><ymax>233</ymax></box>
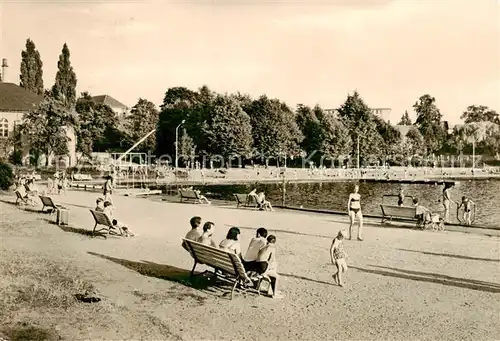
<box><xmin>183</xmin><ymin>239</ymin><xmax>246</xmax><ymax>278</ymax></box>
<box><xmin>381</xmin><ymin>205</ymin><xmax>417</xmax><ymax>218</ymax></box>
<box><xmin>179</xmin><ymin>189</ymin><xmax>199</xmax><ymax>199</ymax></box>
<box><xmin>233</xmin><ymin>193</ymin><xmax>248</xmax><ymax>203</ymax></box>
<box><xmin>40</xmin><ymin>196</ymin><xmax>55</xmax><ymax>207</ymax></box>
<box><xmin>90</xmin><ymin>210</ymin><xmax>113</xmax><ymax>226</ymax></box>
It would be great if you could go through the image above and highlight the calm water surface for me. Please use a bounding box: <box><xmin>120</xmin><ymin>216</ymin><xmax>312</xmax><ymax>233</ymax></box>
<box><xmin>191</xmin><ymin>180</ymin><xmax>500</xmax><ymax>228</ymax></box>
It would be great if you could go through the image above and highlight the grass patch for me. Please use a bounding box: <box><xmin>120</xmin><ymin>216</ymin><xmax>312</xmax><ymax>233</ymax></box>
<box><xmin>0</xmin><ymin>252</ymin><xmax>96</xmax><ymax>312</ymax></box>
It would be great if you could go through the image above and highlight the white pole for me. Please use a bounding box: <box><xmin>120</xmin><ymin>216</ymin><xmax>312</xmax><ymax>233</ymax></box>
<box><xmin>115</xmin><ymin>128</ymin><xmax>156</xmax><ymax>164</ymax></box>
<box><xmin>472</xmin><ymin>139</ymin><xmax>475</xmax><ymax>172</ymax></box>
<box><xmin>175</xmin><ymin>120</ymin><xmax>186</xmax><ymax>170</ymax></box>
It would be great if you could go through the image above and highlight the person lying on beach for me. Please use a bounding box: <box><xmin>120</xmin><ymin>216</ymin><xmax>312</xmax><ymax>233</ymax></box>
<box><xmin>219</xmin><ymin>227</ymin><xmax>242</xmax><ymax>257</ymax></box>
<box><xmin>182</xmin><ymin>216</ymin><xmax>202</xmax><ymax>252</ymax></box>
<box><xmin>103</xmin><ymin>201</ymin><xmax>135</xmax><ymax>237</ymax></box>
<box><xmin>458</xmin><ymin>196</ymin><xmax>475</xmax><ymax>226</ymax></box>
<box><xmin>197</xmin><ymin>222</ymin><xmax>218</xmax><ymax>248</ymax></box>
<box><xmin>330</xmin><ymin>230</ymin><xmax>348</xmax><ymax>287</ymax></box>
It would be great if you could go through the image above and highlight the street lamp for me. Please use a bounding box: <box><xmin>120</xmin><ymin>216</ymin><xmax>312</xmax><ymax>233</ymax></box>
<box><xmin>175</xmin><ymin>119</ymin><xmax>186</xmax><ymax>170</ymax></box>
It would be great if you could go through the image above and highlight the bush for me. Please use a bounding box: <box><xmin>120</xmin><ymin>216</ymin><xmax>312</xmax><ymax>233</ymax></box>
<box><xmin>0</xmin><ymin>162</ymin><xmax>14</xmax><ymax>190</ymax></box>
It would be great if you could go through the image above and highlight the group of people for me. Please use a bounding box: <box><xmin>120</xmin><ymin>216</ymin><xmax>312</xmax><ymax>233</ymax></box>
<box><xmin>182</xmin><ymin>217</ymin><xmax>282</xmax><ymax>298</ymax></box>
<box><xmin>397</xmin><ymin>184</ymin><xmax>476</xmax><ymax>226</ymax></box>
<box><xmin>46</xmin><ymin>171</ymin><xmax>69</xmax><ymax>195</ymax></box>
<box><xmin>248</xmin><ymin>189</ymin><xmax>274</xmax><ymax>211</ymax></box>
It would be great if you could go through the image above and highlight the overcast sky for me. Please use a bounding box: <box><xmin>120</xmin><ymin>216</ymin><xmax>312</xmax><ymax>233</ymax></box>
<box><xmin>1</xmin><ymin>0</ymin><xmax>499</xmax><ymax>124</ymax></box>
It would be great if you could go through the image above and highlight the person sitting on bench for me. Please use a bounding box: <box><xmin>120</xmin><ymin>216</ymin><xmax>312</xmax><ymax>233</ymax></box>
<box><xmin>257</xmin><ymin>192</ymin><xmax>273</xmax><ymax>211</ymax></box>
<box><xmin>182</xmin><ymin>216</ymin><xmax>202</xmax><ymax>252</ymax></box>
<box><xmin>197</xmin><ymin>222</ymin><xmax>217</xmax><ymax>247</ymax></box>
<box><xmin>244</xmin><ymin>235</ymin><xmax>282</xmax><ymax>298</ymax></box>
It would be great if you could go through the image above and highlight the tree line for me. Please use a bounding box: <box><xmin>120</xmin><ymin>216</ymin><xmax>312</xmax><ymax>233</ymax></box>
<box><xmin>10</xmin><ymin>38</ymin><xmax>500</xmax><ymax>167</ymax></box>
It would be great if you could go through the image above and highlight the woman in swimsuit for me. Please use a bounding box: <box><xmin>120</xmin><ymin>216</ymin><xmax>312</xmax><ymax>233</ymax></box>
<box><xmin>347</xmin><ymin>184</ymin><xmax>363</xmax><ymax>241</ymax></box>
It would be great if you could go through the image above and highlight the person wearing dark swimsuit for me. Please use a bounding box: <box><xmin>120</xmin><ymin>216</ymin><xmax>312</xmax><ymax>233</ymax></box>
<box><xmin>347</xmin><ymin>185</ymin><xmax>363</xmax><ymax>241</ymax></box>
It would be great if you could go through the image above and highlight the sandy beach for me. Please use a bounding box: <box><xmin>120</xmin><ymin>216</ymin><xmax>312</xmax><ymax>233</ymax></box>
<box><xmin>1</xmin><ymin>190</ymin><xmax>499</xmax><ymax>340</ymax></box>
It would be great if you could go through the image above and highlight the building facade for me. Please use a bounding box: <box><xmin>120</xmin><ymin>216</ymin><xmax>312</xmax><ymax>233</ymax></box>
<box><xmin>0</xmin><ymin>82</ymin><xmax>76</xmax><ymax>166</ymax></box>
<box><xmin>91</xmin><ymin>95</ymin><xmax>130</xmax><ymax>119</ymax></box>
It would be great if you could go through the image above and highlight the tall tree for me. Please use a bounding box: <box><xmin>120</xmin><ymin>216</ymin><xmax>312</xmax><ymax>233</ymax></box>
<box><xmin>75</xmin><ymin>92</ymin><xmax>118</xmax><ymax>157</ymax></box>
<box><xmin>52</xmin><ymin>43</ymin><xmax>77</xmax><ymax>108</ymax></box>
<box><xmin>375</xmin><ymin>117</ymin><xmax>402</xmax><ymax>157</ymax></box>
<box><xmin>398</xmin><ymin>110</ymin><xmax>412</xmax><ymax>125</ymax></box>
<box><xmin>202</xmin><ymin>94</ymin><xmax>253</xmax><ymax>160</ymax></box>
<box><xmin>413</xmin><ymin>94</ymin><xmax>446</xmax><ymax>154</ymax></box>
<box><xmin>245</xmin><ymin>95</ymin><xmax>303</xmax><ymax>161</ymax></box>
<box><xmin>178</xmin><ymin>128</ymin><xmax>195</xmax><ymax>164</ymax></box>
<box><xmin>20</xmin><ymin>95</ymin><xmax>78</xmax><ymax>166</ymax></box>
<box><xmin>460</xmin><ymin>105</ymin><xmax>500</xmax><ymax>125</ymax></box>
<box><xmin>336</xmin><ymin>91</ymin><xmax>385</xmax><ymax>161</ymax></box>
<box><xmin>295</xmin><ymin>104</ymin><xmax>322</xmax><ymax>154</ymax></box>
<box><xmin>19</xmin><ymin>38</ymin><xmax>44</xmax><ymax>95</ymax></box>
<box><xmin>157</xmin><ymin>87</ymin><xmax>203</xmax><ymax>155</ymax></box>
<box><xmin>124</xmin><ymin>98</ymin><xmax>159</xmax><ymax>152</ymax></box>
<box><xmin>404</xmin><ymin>127</ymin><xmax>425</xmax><ymax>157</ymax></box>
<box><xmin>314</xmin><ymin>106</ymin><xmax>352</xmax><ymax>158</ymax></box>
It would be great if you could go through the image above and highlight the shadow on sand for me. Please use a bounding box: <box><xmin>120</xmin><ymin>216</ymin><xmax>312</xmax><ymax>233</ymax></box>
<box><xmin>352</xmin><ymin>265</ymin><xmax>500</xmax><ymax>293</ymax></box>
<box><xmin>397</xmin><ymin>249</ymin><xmax>500</xmax><ymax>263</ymax></box>
<box><xmin>87</xmin><ymin>252</ymin><xmax>236</xmax><ymax>299</ymax></box>
<box><xmin>279</xmin><ymin>273</ymin><xmax>336</xmax><ymax>287</ymax></box>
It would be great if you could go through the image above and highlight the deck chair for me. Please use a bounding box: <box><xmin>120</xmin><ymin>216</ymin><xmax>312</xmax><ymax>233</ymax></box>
<box><xmin>15</xmin><ymin>190</ymin><xmax>29</xmax><ymax>205</ymax></box>
<box><xmin>39</xmin><ymin>196</ymin><xmax>65</xmax><ymax>213</ymax></box>
<box><xmin>89</xmin><ymin>210</ymin><xmax>124</xmax><ymax>238</ymax></box>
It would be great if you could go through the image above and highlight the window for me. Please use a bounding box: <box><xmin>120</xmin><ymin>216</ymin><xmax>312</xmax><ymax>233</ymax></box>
<box><xmin>0</xmin><ymin>118</ymin><xmax>8</xmax><ymax>138</ymax></box>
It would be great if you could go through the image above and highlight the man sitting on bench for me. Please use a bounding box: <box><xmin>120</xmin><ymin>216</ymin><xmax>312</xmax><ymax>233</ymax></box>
<box><xmin>244</xmin><ymin>235</ymin><xmax>282</xmax><ymax>298</ymax></box>
<box><xmin>197</xmin><ymin>222</ymin><xmax>218</xmax><ymax>248</ymax></box>
<box><xmin>182</xmin><ymin>216</ymin><xmax>202</xmax><ymax>252</ymax></box>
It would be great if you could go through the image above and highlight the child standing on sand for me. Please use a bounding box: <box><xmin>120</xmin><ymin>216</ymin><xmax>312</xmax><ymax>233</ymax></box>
<box><xmin>330</xmin><ymin>230</ymin><xmax>348</xmax><ymax>287</ymax></box>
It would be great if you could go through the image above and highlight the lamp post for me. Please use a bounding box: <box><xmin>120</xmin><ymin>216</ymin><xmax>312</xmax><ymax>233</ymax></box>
<box><xmin>175</xmin><ymin>120</ymin><xmax>186</xmax><ymax>170</ymax></box>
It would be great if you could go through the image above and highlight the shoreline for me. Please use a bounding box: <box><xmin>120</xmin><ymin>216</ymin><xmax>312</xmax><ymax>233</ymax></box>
<box><xmin>66</xmin><ymin>172</ymin><xmax>500</xmax><ymax>188</ymax></box>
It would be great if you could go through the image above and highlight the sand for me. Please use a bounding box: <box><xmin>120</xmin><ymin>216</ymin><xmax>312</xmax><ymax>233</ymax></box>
<box><xmin>1</xmin><ymin>190</ymin><xmax>499</xmax><ymax>340</ymax></box>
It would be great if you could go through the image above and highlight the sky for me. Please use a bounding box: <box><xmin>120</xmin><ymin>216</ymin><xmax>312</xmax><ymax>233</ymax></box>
<box><xmin>0</xmin><ymin>0</ymin><xmax>499</xmax><ymax>125</ymax></box>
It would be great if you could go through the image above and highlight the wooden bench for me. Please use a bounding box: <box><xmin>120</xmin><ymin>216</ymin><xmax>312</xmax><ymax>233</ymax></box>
<box><xmin>380</xmin><ymin>205</ymin><xmax>417</xmax><ymax>225</ymax></box>
<box><xmin>39</xmin><ymin>196</ymin><xmax>65</xmax><ymax>213</ymax></box>
<box><xmin>183</xmin><ymin>239</ymin><xmax>269</xmax><ymax>300</ymax></box>
<box><xmin>179</xmin><ymin>189</ymin><xmax>202</xmax><ymax>203</ymax></box>
<box><xmin>89</xmin><ymin>210</ymin><xmax>123</xmax><ymax>238</ymax></box>
<box><xmin>233</xmin><ymin>194</ymin><xmax>260</xmax><ymax>208</ymax></box>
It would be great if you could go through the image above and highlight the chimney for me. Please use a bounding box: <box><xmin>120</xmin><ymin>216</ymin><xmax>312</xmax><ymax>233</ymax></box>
<box><xmin>1</xmin><ymin>58</ymin><xmax>8</xmax><ymax>82</ymax></box>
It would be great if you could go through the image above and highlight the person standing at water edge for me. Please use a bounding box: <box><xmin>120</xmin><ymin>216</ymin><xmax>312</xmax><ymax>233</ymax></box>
<box><xmin>398</xmin><ymin>187</ymin><xmax>405</xmax><ymax>206</ymax></box>
<box><xmin>347</xmin><ymin>185</ymin><xmax>363</xmax><ymax>241</ymax></box>
<box><xmin>442</xmin><ymin>183</ymin><xmax>456</xmax><ymax>224</ymax></box>
<box><xmin>458</xmin><ymin>196</ymin><xmax>475</xmax><ymax>226</ymax></box>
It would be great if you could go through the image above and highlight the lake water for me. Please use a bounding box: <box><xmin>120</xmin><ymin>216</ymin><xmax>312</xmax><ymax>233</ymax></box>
<box><xmin>188</xmin><ymin>180</ymin><xmax>500</xmax><ymax>228</ymax></box>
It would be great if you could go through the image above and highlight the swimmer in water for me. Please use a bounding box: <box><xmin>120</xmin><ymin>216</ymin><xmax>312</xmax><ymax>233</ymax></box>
<box><xmin>458</xmin><ymin>196</ymin><xmax>475</xmax><ymax>226</ymax></box>
<box><xmin>347</xmin><ymin>184</ymin><xmax>363</xmax><ymax>241</ymax></box>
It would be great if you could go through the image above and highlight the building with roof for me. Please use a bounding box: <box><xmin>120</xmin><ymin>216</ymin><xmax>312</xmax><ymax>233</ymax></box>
<box><xmin>91</xmin><ymin>94</ymin><xmax>130</xmax><ymax>119</ymax></box>
<box><xmin>0</xmin><ymin>77</ymin><xmax>76</xmax><ymax>166</ymax></box>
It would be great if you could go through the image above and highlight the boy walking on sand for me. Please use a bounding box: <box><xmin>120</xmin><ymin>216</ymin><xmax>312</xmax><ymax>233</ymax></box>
<box><xmin>330</xmin><ymin>230</ymin><xmax>348</xmax><ymax>287</ymax></box>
